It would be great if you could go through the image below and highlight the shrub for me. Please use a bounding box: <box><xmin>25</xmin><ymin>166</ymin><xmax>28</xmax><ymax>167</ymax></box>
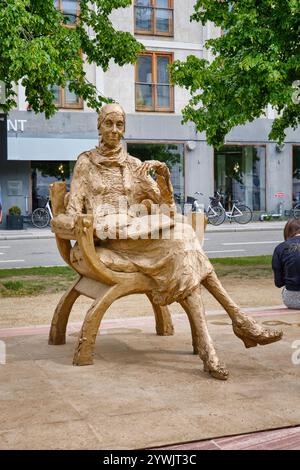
<box><xmin>8</xmin><ymin>206</ymin><xmax>21</xmax><ymax>216</ymax></box>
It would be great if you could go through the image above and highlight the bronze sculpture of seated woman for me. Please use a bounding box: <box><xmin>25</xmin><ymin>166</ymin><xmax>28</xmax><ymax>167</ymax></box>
<box><xmin>54</xmin><ymin>103</ymin><xmax>282</xmax><ymax>380</ymax></box>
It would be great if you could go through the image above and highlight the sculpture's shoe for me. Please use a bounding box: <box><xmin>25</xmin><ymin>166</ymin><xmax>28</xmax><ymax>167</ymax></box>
<box><xmin>232</xmin><ymin>317</ymin><xmax>283</xmax><ymax>348</ymax></box>
<box><xmin>203</xmin><ymin>359</ymin><xmax>229</xmax><ymax>381</ymax></box>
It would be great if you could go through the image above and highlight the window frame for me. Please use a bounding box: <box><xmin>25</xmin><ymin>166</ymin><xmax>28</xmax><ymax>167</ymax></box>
<box><xmin>134</xmin><ymin>0</ymin><xmax>174</xmax><ymax>37</ymax></box>
<box><xmin>52</xmin><ymin>83</ymin><xmax>83</xmax><ymax>109</ymax></box>
<box><xmin>52</xmin><ymin>2</ymin><xmax>82</xmax><ymax>109</ymax></box>
<box><xmin>55</xmin><ymin>0</ymin><xmax>80</xmax><ymax>27</ymax></box>
<box><xmin>135</xmin><ymin>51</ymin><xmax>174</xmax><ymax>113</ymax></box>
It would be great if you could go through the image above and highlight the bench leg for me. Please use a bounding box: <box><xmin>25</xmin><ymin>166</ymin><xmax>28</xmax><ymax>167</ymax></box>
<box><xmin>147</xmin><ymin>294</ymin><xmax>174</xmax><ymax>336</ymax></box>
<box><xmin>48</xmin><ymin>278</ymin><xmax>81</xmax><ymax>345</ymax></box>
<box><xmin>73</xmin><ymin>285</ymin><xmax>123</xmax><ymax>366</ymax></box>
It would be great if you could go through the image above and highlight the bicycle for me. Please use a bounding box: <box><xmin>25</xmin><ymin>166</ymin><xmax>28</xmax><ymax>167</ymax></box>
<box><xmin>212</xmin><ymin>191</ymin><xmax>253</xmax><ymax>224</ymax></box>
<box><xmin>191</xmin><ymin>192</ymin><xmax>226</xmax><ymax>226</ymax></box>
<box><xmin>194</xmin><ymin>191</ymin><xmax>253</xmax><ymax>224</ymax></box>
<box><xmin>213</xmin><ymin>191</ymin><xmax>252</xmax><ymax>224</ymax></box>
<box><xmin>225</xmin><ymin>200</ymin><xmax>253</xmax><ymax>224</ymax></box>
<box><xmin>31</xmin><ymin>197</ymin><xmax>53</xmax><ymax>228</ymax></box>
<box><xmin>293</xmin><ymin>203</ymin><xmax>300</xmax><ymax>219</ymax></box>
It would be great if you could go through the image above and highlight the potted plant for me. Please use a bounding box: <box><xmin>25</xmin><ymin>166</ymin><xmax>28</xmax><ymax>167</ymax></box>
<box><xmin>6</xmin><ymin>206</ymin><xmax>24</xmax><ymax>230</ymax></box>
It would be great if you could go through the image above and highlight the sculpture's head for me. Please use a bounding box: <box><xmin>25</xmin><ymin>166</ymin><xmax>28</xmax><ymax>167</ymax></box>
<box><xmin>98</xmin><ymin>103</ymin><xmax>125</xmax><ymax>149</ymax></box>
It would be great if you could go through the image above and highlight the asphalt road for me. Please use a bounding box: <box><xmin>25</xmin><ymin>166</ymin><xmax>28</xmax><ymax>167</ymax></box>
<box><xmin>0</xmin><ymin>228</ymin><xmax>284</xmax><ymax>268</ymax></box>
<box><xmin>203</xmin><ymin>228</ymin><xmax>283</xmax><ymax>258</ymax></box>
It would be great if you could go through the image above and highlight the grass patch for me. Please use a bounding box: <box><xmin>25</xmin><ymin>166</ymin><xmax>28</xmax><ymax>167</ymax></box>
<box><xmin>0</xmin><ymin>280</ymin><xmax>45</xmax><ymax>297</ymax></box>
<box><xmin>2</xmin><ymin>280</ymin><xmax>24</xmax><ymax>291</ymax></box>
<box><xmin>0</xmin><ymin>266</ymin><xmax>77</xmax><ymax>297</ymax></box>
<box><xmin>0</xmin><ymin>256</ymin><xmax>274</xmax><ymax>297</ymax></box>
<box><xmin>211</xmin><ymin>255</ymin><xmax>273</xmax><ymax>279</ymax></box>
<box><xmin>0</xmin><ymin>266</ymin><xmax>75</xmax><ymax>279</ymax></box>
<box><xmin>210</xmin><ymin>255</ymin><xmax>272</xmax><ymax>266</ymax></box>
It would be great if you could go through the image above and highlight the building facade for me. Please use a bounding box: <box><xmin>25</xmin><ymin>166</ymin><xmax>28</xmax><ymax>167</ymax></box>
<box><xmin>1</xmin><ymin>0</ymin><xmax>300</xmax><ymax>227</ymax></box>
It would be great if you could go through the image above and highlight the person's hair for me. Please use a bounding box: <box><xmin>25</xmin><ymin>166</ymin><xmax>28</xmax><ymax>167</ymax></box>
<box><xmin>284</xmin><ymin>218</ymin><xmax>300</xmax><ymax>240</ymax></box>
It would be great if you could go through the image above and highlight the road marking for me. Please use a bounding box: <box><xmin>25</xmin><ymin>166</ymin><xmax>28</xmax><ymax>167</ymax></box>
<box><xmin>206</xmin><ymin>249</ymin><xmax>246</xmax><ymax>254</ymax></box>
<box><xmin>0</xmin><ymin>259</ymin><xmax>25</xmax><ymax>263</ymax></box>
<box><xmin>223</xmin><ymin>241</ymin><xmax>281</xmax><ymax>246</ymax></box>
<box><xmin>0</xmin><ymin>246</ymin><xmax>10</xmax><ymax>249</ymax></box>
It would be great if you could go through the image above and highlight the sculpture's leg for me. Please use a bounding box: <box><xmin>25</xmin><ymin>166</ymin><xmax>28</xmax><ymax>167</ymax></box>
<box><xmin>182</xmin><ymin>302</ymin><xmax>199</xmax><ymax>355</ymax></box>
<box><xmin>180</xmin><ymin>286</ymin><xmax>229</xmax><ymax>380</ymax></box>
<box><xmin>147</xmin><ymin>294</ymin><xmax>174</xmax><ymax>336</ymax></box>
<box><xmin>202</xmin><ymin>271</ymin><xmax>282</xmax><ymax>347</ymax></box>
<box><xmin>48</xmin><ymin>278</ymin><xmax>81</xmax><ymax>345</ymax></box>
<box><xmin>73</xmin><ymin>285</ymin><xmax>124</xmax><ymax>366</ymax></box>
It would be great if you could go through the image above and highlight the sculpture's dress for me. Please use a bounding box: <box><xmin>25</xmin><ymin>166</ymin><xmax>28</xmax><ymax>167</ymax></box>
<box><xmin>67</xmin><ymin>144</ymin><xmax>213</xmax><ymax>305</ymax></box>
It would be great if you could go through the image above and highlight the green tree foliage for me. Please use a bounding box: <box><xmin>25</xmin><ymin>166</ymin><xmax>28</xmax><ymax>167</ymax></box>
<box><xmin>171</xmin><ymin>0</ymin><xmax>300</xmax><ymax>147</ymax></box>
<box><xmin>0</xmin><ymin>0</ymin><xmax>143</xmax><ymax>117</ymax></box>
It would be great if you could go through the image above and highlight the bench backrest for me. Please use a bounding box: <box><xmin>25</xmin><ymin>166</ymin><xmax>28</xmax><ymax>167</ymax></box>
<box><xmin>50</xmin><ymin>182</ymin><xmax>67</xmax><ymax>217</ymax></box>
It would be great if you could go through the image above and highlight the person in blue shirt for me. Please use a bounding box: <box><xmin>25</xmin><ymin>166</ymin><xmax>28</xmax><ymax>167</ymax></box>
<box><xmin>272</xmin><ymin>218</ymin><xmax>300</xmax><ymax>309</ymax></box>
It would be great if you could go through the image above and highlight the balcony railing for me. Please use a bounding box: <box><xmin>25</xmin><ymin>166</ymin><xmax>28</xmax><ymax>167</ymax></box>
<box><xmin>134</xmin><ymin>6</ymin><xmax>174</xmax><ymax>36</ymax></box>
<box><xmin>135</xmin><ymin>82</ymin><xmax>174</xmax><ymax>111</ymax></box>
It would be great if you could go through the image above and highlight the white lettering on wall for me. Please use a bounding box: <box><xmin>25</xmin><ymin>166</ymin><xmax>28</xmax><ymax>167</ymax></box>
<box><xmin>7</xmin><ymin>119</ymin><xmax>27</xmax><ymax>132</ymax></box>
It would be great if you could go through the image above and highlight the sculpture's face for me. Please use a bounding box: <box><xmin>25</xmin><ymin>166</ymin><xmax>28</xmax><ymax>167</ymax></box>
<box><xmin>100</xmin><ymin>112</ymin><xmax>125</xmax><ymax>148</ymax></box>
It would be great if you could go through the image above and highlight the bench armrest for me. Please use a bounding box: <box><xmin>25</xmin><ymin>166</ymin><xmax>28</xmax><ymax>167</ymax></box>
<box><xmin>51</xmin><ymin>214</ymin><xmax>76</xmax><ymax>240</ymax></box>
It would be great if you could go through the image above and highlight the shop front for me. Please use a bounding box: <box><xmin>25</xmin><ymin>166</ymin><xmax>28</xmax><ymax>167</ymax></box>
<box><xmin>0</xmin><ymin>110</ymin><xmax>98</xmax><ymax>227</ymax></box>
<box><xmin>293</xmin><ymin>146</ymin><xmax>300</xmax><ymax>205</ymax></box>
<box><xmin>31</xmin><ymin>161</ymin><xmax>75</xmax><ymax>211</ymax></box>
<box><xmin>214</xmin><ymin>145</ymin><xmax>266</xmax><ymax>212</ymax></box>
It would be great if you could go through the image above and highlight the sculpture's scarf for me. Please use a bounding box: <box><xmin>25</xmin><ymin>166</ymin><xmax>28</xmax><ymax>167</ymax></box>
<box><xmin>92</xmin><ymin>140</ymin><xmax>127</xmax><ymax>167</ymax></box>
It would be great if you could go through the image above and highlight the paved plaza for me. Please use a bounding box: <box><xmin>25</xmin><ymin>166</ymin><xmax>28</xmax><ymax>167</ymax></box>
<box><xmin>0</xmin><ymin>306</ymin><xmax>299</xmax><ymax>450</ymax></box>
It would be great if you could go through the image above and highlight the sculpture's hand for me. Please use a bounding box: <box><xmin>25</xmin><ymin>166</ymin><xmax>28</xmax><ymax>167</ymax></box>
<box><xmin>136</xmin><ymin>160</ymin><xmax>174</xmax><ymax>206</ymax></box>
<box><xmin>156</xmin><ymin>175</ymin><xmax>174</xmax><ymax>205</ymax></box>
<box><xmin>141</xmin><ymin>160</ymin><xmax>170</xmax><ymax>178</ymax></box>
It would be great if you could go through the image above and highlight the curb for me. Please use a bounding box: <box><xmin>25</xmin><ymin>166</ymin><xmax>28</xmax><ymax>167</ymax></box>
<box><xmin>0</xmin><ymin>222</ymin><xmax>285</xmax><ymax>240</ymax></box>
<box><xmin>206</xmin><ymin>225</ymin><xmax>284</xmax><ymax>233</ymax></box>
<box><xmin>0</xmin><ymin>234</ymin><xmax>54</xmax><ymax>241</ymax></box>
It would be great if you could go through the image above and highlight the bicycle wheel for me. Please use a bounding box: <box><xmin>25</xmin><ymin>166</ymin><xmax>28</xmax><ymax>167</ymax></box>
<box><xmin>293</xmin><ymin>203</ymin><xmax>300</xmax><ymax>219</ymax></box>
<box><xmin>232</xmin><ymin>204</ymin><xmax>253</xmax><ymax>224</ymax></box>
<box><xmin>31</xmin><ymin>208</ymin><xmax>50</xmax><ymax>228</ymax></box>
<box><xmin>207</xmin><ymin>206</ymin><xmax>226</xmax><ymax>226</ymax></box>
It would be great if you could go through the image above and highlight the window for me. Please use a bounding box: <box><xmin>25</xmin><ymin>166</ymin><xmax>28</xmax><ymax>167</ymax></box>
<box><xmin>134</xmin><ymin>0</ymin><xmax>173</xmax><ymax>36</ymax></box>
<box><xmin>135</xmin><ymin>52</ymin><xmax>174</xmax><ymax>112</ymax></box>
<box><xmin>50</xmin><ymin>82</ymin><xmax>83</xmax><ymax>109</ymax></box>
<box><xmin>52</xmin><ymin>2</ymin><xmax>82</xmax><ymax>108</ymax></box>
<box><xmin>293</xmin><ymin>146</ymin><xmax>300</xmax><ymax>204</ymax></box>
<box><xmin>54</xmin><ymin>0</ymin><xmax>79</xmax><ymax>26</ymax></box>
<box><xmin>214</xmin><ymin>146</ymin><xmax>266</xmax><ymax>211</ymax></box>
<box><xmin>31</xmin><ymin>161</ymin><xmax>75</xmax><ymax>210</ymax></box>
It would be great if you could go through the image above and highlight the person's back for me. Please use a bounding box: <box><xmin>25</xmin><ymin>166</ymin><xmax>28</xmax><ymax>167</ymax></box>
<box><xmin>272</xmin><ymin>219</ymin><xmax>300</xmax><ymax>309</ymax></box>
